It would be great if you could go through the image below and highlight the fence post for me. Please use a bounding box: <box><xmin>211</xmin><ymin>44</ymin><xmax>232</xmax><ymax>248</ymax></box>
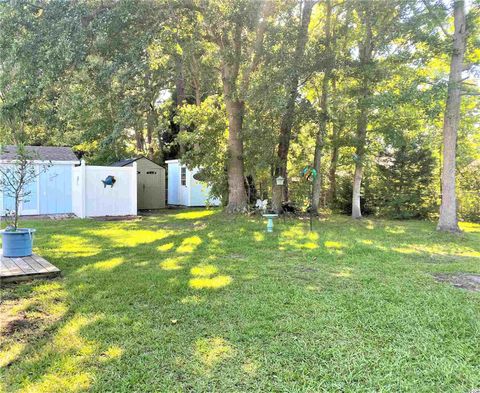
<box><xmin>131</xmin><ymin>161</ymin><xmax>138</xmax><ymax>216</ymax></box>
<box><xmin>79</xmin><ymin>159</ymin><xmax>87</xmax><ymax>218</ymax></box>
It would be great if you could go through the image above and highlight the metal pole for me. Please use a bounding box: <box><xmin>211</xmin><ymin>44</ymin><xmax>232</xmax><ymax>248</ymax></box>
<box><xmin>310</xmin><ymin>182</ymin><xmax>313</xmax><ymax>231</ymax></box>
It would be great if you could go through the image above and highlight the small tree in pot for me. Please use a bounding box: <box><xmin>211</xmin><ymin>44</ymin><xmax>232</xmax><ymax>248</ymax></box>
<box><xmin>0</xmin><ymin>144</ymin><xmax>50</xmax><ymax>257</ymax></box>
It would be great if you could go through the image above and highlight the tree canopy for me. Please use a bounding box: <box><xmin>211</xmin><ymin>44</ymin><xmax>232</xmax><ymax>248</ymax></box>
<box><xmin>0</xmin><ymin>0</ymin><xmax>479</xmax><ymax>223</ymax></box>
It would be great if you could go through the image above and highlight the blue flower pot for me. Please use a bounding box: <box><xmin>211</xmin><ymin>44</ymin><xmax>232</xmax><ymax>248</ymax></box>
<box><xmin>1</xmin><ymin>229</ymin><xmax>36</xmax><ymax>257</ymax></box>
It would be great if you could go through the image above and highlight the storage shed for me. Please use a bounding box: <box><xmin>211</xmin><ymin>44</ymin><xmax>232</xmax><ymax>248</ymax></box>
<box><xmin>112</xmin><ymin>156</ymin><xmax>165</xmax><ymax>209</ymax></box>
<box><xmin>0</xmin><ymin>146</ymin><xmax>79</xmax><ymax>216</ymax></box>
<box><xmin>165</xmin><ymin>159</ymin><xmax>220</xmax><ymax>207</ymax></box>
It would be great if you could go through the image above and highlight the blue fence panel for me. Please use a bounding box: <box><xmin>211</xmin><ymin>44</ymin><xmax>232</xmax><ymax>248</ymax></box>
<box><xmin>39</xmin><ymin>164</ymin><xmax>73</xmax><ymax>214</ymax></box>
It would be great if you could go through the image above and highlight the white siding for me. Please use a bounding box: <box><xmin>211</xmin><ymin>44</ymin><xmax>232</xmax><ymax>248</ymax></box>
<box><xmin>166</xmin><ymin>160</ymin><xmax>220</xmax><ymax>207</ymax></box>
<box><xmin>167</xmin><ymin>160</ymin><xmax>180</xmax><ymax>205</ymax></box>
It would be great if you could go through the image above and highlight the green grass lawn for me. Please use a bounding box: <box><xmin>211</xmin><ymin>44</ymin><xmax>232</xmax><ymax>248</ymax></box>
<box><xmin>1</xmin><ymin>210</ymin><xmax>480</xmax><ymax>392</ymax></box>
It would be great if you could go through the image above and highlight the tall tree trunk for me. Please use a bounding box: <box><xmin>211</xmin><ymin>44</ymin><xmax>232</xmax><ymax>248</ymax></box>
<box><xmin>312</xmin><ymin>0</ymin><xmax>333</xmax><ymax>213</ymax></box>
<box><xmin>192</xmin><ymin>72</ymin><xmax>202</xmax><ymax>106</ymax></box>
<box><xmin>311</xmin><ymin>81</ymin><xmax>327</xmax><ymax>212</ymax></box>
<box><xmin>437</xmin><ymin>0</ymin><xmax>466</xmax><ymax>232</ymax></box>
<box><xmin>217</xmin><ymin>1</ymin><xmax>273</xmax><ymax>213</ymax></box>
<box><xmin>351</xmin><ymin>90</ymin><xmax>368</xmax><ymax>219</ymax></box>
<box><xmin>224</xmin><ymin>97</ymin><xmax>248</xmax><ymax>212</ymax></box>
<box><xmin>272</xmin><ymin>94</ymin><xmax>295</xmax><ymax>211</ymax></box>
<box><xmin>327</xmin><ymin>120</ymin><xmax>342</xmax><ymax>205</ymax></box>
<box><xmin>157</xmin><ymin>127</ymin><xmax>165</xmax><ymax>165</ymax></box>
<box><xmin>272</xmin><ymin>0</ymin><xmax>315</xmax><ymax>212</ymax></box>
<box><xmin>143</xmin><ymin>72</ymin><xmax>156</xmax><ymax>161</ymax></box>
<box><xmin>326</xmin><ymin>74</ymin><xmax>343</xmax><ymax>206</ymax></box>
<box><xmin>146</xmin><ymin>104</ymin><xmax>156</xmax><ymax>161</ymax></box>
<box><xmin>222</xmin><ymin>49</ymin><xmax>248</xmax><ymax>212</ymax></box>
<box><xmin>135</xmin><ymin>129</ymin><xmax>145</xmax><ymax>152</ymax></box>
<box><xmin>351</xmin><ymin>13</ymin><xmax>373</xmax><ymax>219</ymax></box>
<box><xmin>175</xmin><ymin>54</ymin><xmax>187</xmax><ymax>157</ymax></box>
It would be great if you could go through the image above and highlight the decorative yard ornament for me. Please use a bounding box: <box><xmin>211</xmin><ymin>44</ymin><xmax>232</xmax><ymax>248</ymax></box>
<box><xmin>102</xmin><ymin>175</ymin><xmax>116</xmax><ymax>188</ymax></box>
<box><xmin>301</xmin><ymin>166</ymin><xmax>317</xmax><ymax>182</ymax></box>
<box><xmin>262</xmin><ymin>213</ymin><xmax>278</xmax><ymax>233</ymax></box>
<box><xmin>255</xmin><ymin>199</ymin><xmax>268</xmax><ymax>212</ymax></box>
<box><xmin>301</xmin><ymin>165</ymin><xmax>317</xmax><ymax>231</ymax></box>
<box><xmin>192</xmin><ymin>169</ymin><xmax>208</xmax><ymax>182</ymax></box>
<box><xmin>275</xmin><ymin>176</ymin><xmax>285</xmax><ymax>186</ymax></box>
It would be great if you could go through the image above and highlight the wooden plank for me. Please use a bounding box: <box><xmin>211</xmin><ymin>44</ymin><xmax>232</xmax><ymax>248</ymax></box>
<box><xmin>12</xmin><ymin>258</ymin><xmax>36</xmax><ymax>274</ymax></box>
<box><xmin>23</xmin><ymin>256</ymin><xmax>49</xmax><ymax>274</ymax></box>
<box><xmin>0</xmin><ymin>260</ymin><xmax>10</xmax><ymax>275</ymax></box>
<box><xmin>32</xmin><ymin>254</ymin><xmax>60</xmax><ymax>272</ymax></box>
<box><xmin>1</xmin><ymin>271</ymin><xmax>60</xmax><ymax>283</ymax></box>
<box><xmin>1</xmin><ymin>257</ymin><xmax>24</xmax><ymax>276</ymax></box>
<box><xmin>1</xmin><ymin>253</ymin><xmax>61</xmax><ymax>282</ymax></box>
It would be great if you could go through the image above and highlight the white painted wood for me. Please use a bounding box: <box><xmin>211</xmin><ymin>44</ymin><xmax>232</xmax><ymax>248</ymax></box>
<box><xmin>72</xmin><ymin>160</ymin><xmax>86</xmax><ymax>218</ymax></box>
<box><xmin>165</xmin><ymin>159</ymin><xmax>220</xmax><ymax>207</ymax></box>
<box><xmin>72</xmin><ymin>160</ymin><xmax>137</xmax><ymax>218</ymax></box>
<box><xmin>130</xmin><ymin>162</ymin><xmax>138</xmax><ymax>215</ymax></box>
<box><xmin>84</xmin><ymin>165</ymin><xmax>137</xmax><ymax>217</ymax></box>
<box><xmin>20</xmin><ymin>165</ymin><xmax>40</xmax><ymax>215</ymax></box>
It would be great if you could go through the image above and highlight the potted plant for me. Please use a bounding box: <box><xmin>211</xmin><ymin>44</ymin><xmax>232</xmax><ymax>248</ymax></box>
<box><xmin>0</xmin><ymin>144</ymin><xmax>49</xmax><ymax>257</ymax></box>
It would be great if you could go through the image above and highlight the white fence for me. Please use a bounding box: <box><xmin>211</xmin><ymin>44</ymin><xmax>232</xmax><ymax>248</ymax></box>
<box><xmin>72</xmin><ymin>160</ymin><xmax>137</xmax><ymax>218</ymax></box>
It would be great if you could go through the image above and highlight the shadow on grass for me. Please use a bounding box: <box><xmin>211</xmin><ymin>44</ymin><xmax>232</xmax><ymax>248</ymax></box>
<box><xmin>1</xmin><ymin>211</ymin><xmax>479</xmax><ymax>391</ymax></box>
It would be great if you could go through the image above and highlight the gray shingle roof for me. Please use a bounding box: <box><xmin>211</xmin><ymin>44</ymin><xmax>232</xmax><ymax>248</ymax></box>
<box><xmin>0</xmin><ymin>145</ymin><xmax>79</xmax><ymax>162</ymax></box>
<box><xmin>111</xmin><ymin>158</ymin><xmax>139</xmax><ymax>167</ymax></box>
<box><xmin>111</xmin><ymin>156</ymin><xmax>163</xmax><ymax>168</ymax></box>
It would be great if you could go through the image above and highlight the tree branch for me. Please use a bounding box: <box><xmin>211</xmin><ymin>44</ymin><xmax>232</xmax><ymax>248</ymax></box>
<box><xmin>241</xmin><ymin>0</ymin><xmax>275</xmax><ymax>93</ymax></box>
<box><xmin>420</xmin><ymin>0</ymin><xmax>452</xmax><ymax>38</ymax></box>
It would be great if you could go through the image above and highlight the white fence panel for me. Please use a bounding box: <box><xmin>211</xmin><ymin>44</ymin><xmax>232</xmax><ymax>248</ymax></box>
<box><xmin>72</xmin><ymin>160</ymin><xmax>137</xmax><ymax>218</ymax></box>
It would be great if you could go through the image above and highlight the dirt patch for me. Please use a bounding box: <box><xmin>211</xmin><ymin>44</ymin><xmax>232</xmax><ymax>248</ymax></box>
<box><xmin>0</xmin><ymin>301</ymin><xmax>39</xmax><ymax>338</ymax></box>
<box><xmin>193</xmin><ymin>222</ymin><xmax>207</xmax><ymax>230</ymax></box>
<box><xmin>433</xmin><ymin>273</ymin><xmax>480</xmax><ymax>292</ymax></box>
<box><xmin>3</xmin><ymin>316</ymin><xmax>37</xmax><ymax>336</ymax></box>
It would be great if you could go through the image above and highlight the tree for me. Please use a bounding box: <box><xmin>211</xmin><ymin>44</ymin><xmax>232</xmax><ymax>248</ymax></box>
<box><xmin>437</xmin><ymin>0</ymin><xmax>467</xmax><ymax>232</ymax></box>
<box><xmin>198</xmin><ymin>0</ymin><xmax>275</xmax><ymax>212</ymax></box>
<box><xmin>348</xmin><ymin>0</ymin><xmax>414</xmax><ymax>219</ymax></box>
<box><xmin>351</xmin><ymin>4</ymin><xmax>374</xmax><ymax>219</ymax></box>
<box><xmin>0</xmin><ymin>0</ymin><xmax>478</xmax><ymax>221</ymax></box>
<box><xmin>311</xmin><ymin>0</ymin><xmax>333</xmax><ymax>213</ymax></box>
<box><xmin>271</xmin><ymin>0</ymin><xmax>315</xmax><ymax>212</ymax></box>
<box><xmin>375</xmin><ymin>142</ymin><xmax>436</xmax><ymax>219</ymax></box>
<box><xmin>0</xmin><ymin>145</ymin><xmax>49</xmax><ymax>230</ymax></box>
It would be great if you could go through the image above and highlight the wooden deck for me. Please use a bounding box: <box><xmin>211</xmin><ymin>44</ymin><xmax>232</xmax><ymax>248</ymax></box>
<box><xmin>0</xmin><ymin>252</ymin><xmax>60</xmax><ymax>283</ymax></box>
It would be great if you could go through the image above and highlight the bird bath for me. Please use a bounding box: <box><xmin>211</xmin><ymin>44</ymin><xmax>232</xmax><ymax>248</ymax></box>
<box><xmin>262</xmin><ymin>213</ymin><xmax>279</xmax><ymax>233</ymax></box>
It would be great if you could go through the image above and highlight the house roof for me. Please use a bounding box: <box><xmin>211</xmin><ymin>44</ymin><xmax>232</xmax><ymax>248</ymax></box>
<box><xmin>111</xmin><ymin>156</ymin><xmax>164</xmax><ymax>168</ymax></box>
<box><xmin>0</xmin><ymin>145</ymin><xmax>78</xmax><ymax>162</ymax></box>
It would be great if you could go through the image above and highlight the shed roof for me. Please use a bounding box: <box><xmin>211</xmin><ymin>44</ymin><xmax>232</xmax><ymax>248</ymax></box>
<box><xmin>165</xmin><ymin>159</ymin><xmax>180</xmax><ymax>164</ymax></box>
<box><xmin>111</xmin><ymin>158</ymin><xmax>138</xmax><ymax>167</ymax></box>
<box><xmin>0</xmin><ymin>145</ymin><xmax>78</xmax><ymax>162</ymax></box>
<box><xmin>111</xmin><ymin>156</ymin><xmax>164</xmax><ymax>168</ymax></box>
